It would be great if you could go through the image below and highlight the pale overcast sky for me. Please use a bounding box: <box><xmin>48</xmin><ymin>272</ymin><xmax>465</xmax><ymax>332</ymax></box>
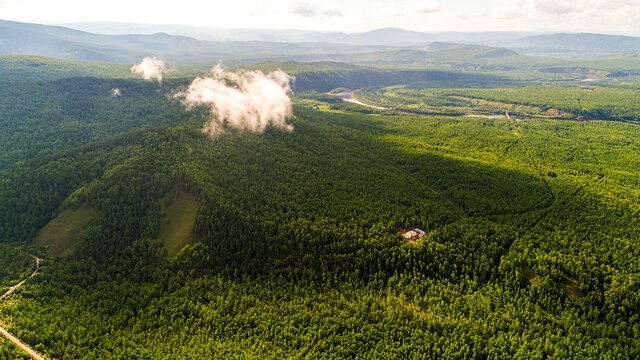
<box><xmin>1</xmin><ymin>0</ymin><xmax>639</xmax><ymax>35</ymax></box>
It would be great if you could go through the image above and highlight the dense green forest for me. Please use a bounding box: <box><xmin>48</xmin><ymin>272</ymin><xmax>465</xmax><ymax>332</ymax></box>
<box><xmin>0</xmin><ymin>340</ymin><xmax>30</xmax><ymax>360</ymax></box>
<box><xmin>0</xmin><ymin>55</ymin><xmax>208</xmax><ymax>80</ymax></box>
<box><xmin>0</xmin><ymin>58</ymin><xmax>639</xmax><ymax>358</ymax></box>
<box><xmin>0</xmin><ymin>77</ymin><xmax>206</xmax><ymax>169</ymax></box>
<box><xmin>289</xmin><ymin>68</ymin><xmax>523</xmax><ymax>93</ymax></box>
<box><xmin>0</xmin><ymin>247</ymin><xmax>33</xmax><ymax>360</ymax></box>
<box><xmin>441</xmin><ymin>86</ymin><xmax>640</xmax><ymax>121</ymax></box>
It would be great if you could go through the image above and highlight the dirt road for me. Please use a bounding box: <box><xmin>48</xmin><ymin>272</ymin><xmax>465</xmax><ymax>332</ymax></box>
<box><xmin>328</xmin><ymin>90</ymin><xmax>387</xmax><ymax>110</ymax></box>
<box><xmin>0</xmin><ymin>252</ymin><xmax>46</xmax><ymax>360</ymax></box>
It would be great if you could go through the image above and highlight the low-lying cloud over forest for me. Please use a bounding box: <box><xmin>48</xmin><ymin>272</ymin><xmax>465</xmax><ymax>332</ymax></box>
<box><xmin>131</xmin><ymin>56</ymin><xmax>166</xmax><ymax>83</ymax></box>
<box><xmin>176</xmin><ymin>64</ymin><xmax>295</xmax><ymax>134</ymax></box>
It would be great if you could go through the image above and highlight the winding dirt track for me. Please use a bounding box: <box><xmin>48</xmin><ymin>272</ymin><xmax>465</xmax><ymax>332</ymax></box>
<box><xmin>328</xmin><ymin>91</ymin><xmax>388</xmax><ymax>110</ymax></box>
<box><xmin>0</xmin><ymin>252</ymin><xmax>46</xmax><ymax>360</ymax></box>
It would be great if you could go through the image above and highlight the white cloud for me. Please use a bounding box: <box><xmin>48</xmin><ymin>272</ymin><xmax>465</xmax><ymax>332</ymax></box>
<box><xmin>417</xmin><ymin>1</ymin><xmax>441</xmax><ymax>14</ymax></box>
<box><xmin>493</xmin><ymin>0</ymin><xmax>640</xmax><ymax>22</ymax></box>
<box><xmin>323</xmin><ymin>8</ymin><xmax>344</xmax><ymax>17</ymax></box>
<box><xmin>131</xmin><ymin>56</ymin><xmax>165</xmax><ymax>83</ymax></box>
<box><xmin>292</xmin><ymin>2</ymin><xmax>343</xmax><ymax>18</ymax></box>
<box><xmin>492</xmin><ymin>0</ymin><xmax>533</xmax><ymax>18</ymax></box>
<box><xmin>175</xmin><ymin>64</ymin><xmax>294</xmax><ymax>135</ymax></box>
<box><xmin>533</xmin><ymin>0</ymin><xmax>583</xmax><ymax>15</ymax></box>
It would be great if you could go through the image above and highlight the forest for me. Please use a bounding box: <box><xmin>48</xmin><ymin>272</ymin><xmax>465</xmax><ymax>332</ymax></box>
<box><xmin>356</xmin><ymin>85</ymin><xmax>640</xmax><ymax>122</ymax></box>
<box><xmin>0</xmin><ymin>56</ymin><xmax>639</xmax><ymax>359</ymax></box>
<box><xmin>0</xmin><ymin>247</ymin><xmax>34</xmax><ymax>295</ymax></box>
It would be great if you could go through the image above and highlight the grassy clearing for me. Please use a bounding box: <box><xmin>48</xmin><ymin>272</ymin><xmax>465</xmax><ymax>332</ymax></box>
<box><xmin>523</xmin><ymin>267</ymin><xmax>542</xmax><ymax>286</ymax></box>
<box><xmin>561</xmin><ymin>276</ymin><xmax>585</xmax><ymax>300</ymax></box>
<box><xmin>158</xmin><ymin>190</ymin><xmax>199</xmax><ymax>257</ymax></box>
<box><xmin>523</xmin><ymin>267</ymin><xmax>584</xmax><ymax>300</ymax></box>
<box><xmin>35</xmin><ymin>206</ymin><xmax>99</xmax><ymax>256</ymax></box>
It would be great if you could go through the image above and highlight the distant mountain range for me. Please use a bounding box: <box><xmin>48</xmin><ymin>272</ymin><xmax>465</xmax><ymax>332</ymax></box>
<box><xmin>1</xmin><ymin>19</ymin><xmax>640</xmax><ymax>68</ymax></box>
<box><xmin>0</xmin><ymin>20</ymin><xmax>393</xmax><ymax>64</ymax></box>
<box><xmin>499</xmin><ymin>33</ymin><xmax>640</xmax><ymax>53</ymax></box>
<box><xmin>60</xmin><ymin>22</ymin><xmax>640</xmax><ymax>54</ymax></box>
<box><xmin>60</xmin><ymin>22</ymin><xmax>536</xmax><ymax>45</ymax></box>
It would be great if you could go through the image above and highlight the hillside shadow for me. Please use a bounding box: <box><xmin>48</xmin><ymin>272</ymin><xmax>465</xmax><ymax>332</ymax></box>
<box><xmin>296</xmin><ymin>106</ymin><xmax>554</xmax><ymax>217</ymax></box>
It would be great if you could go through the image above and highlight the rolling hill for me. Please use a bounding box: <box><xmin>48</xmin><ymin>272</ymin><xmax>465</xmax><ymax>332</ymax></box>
<box><xmin>292</xmin><ymin>45</ymin><xmax>524</xmax><ymax>69</ymax></box>
<box><xmin>503</xmin><ymin>33</ymin><xmax>640</xmax><ymax>53</ymax></box>
<box><xmin>62</xmin><ymin>22</ymin><xmax>537</xmax><ymax>44</ymax></box>
<box><xmin>0</xmin><ymin>20</ymin><xmax>393</xmax><ymax>64</ymax></box>
<box><xmin>2</xmin><ymin>20</ymin><xmax>640</xmax><ymax>78</ymax></box>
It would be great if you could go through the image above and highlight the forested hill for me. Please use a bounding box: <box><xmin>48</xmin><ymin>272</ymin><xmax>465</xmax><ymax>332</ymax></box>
<box><xmin>0</xmin><ymin>55</ymin><xmax>132</xmax><ymax>79</ymax></box>
<box><xmin>0</xmin><ymin>59</ymin><xmax>639</xmax><ymax>358</ymax></box>
<box><xmin>504</xmin><ymin>33</ymin><xmax>640</xmax><ymax>53</ymax></box>
<box><xmin>0</xmin><ymin>55</ymin><xmax>523</xmax><ymax>97</ymax></box>
<box><xmin>242</xmin><ymin>60</ymin><xmax>526</xmax><ymax>91</ymax></box>
<box><xmin>0</xmin><ymin>76</ymin><xmax>200</xmax><ymax>169</ymax></box>
<box><xmin>291</xmin><ymin>68</ymin><xmax>519</xmax><ymax>92</ymax></box>
<box><xmin>0</xmin><ymin>55</ymin><xmax>208</xmax><ymax>79</ymax></box>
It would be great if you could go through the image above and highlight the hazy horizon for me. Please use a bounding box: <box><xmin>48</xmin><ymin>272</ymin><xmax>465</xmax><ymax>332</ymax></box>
<box><xmin>1</xmin><ymin>0</ymin><xmax>639</xmax><ymax>36</ymax></box>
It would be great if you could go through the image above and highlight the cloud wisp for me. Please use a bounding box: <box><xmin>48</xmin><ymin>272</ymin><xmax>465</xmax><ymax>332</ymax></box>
<box><xmin>131</xmin><ymin>56</ymin><xmax>166</xmax><ymax>83</ymax></box>
<box><xmin>175</xmin><ymin>64</ymin><xmax>295</xmax><ymax>135</ymax></box>
<box><xmin>417</xmin><ymin>1</ymin><xmax>441</xmax><ymax>14</ymax></box>
<box><xmin>292</xmin><ymin>3</ymin><xmax>343</xmax><ymax>18</ymax></box>
<box><xmin>493</xmin><ymin>0</ymin><xmax>640</xmax><ymax>21</ymax></box>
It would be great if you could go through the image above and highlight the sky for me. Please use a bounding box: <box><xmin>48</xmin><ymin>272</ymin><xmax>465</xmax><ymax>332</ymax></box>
<box><xmin>1</xmin><ymin>0</ymin><xmax>640</xmax><ymax>35</ymax></box>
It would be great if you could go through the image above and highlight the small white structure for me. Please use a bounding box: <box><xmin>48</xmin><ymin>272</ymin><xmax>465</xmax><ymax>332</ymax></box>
<box><xmin>404</xmin><ymin>230</ymin><xmax>418</xmax><ymax>240</ymax></box>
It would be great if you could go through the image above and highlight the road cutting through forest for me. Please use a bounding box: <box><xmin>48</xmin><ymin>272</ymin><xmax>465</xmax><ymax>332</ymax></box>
<box><xmin>0</xmin><ymin>252</ymin><xmax>46</xmax><ymax>360</ymax></box>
